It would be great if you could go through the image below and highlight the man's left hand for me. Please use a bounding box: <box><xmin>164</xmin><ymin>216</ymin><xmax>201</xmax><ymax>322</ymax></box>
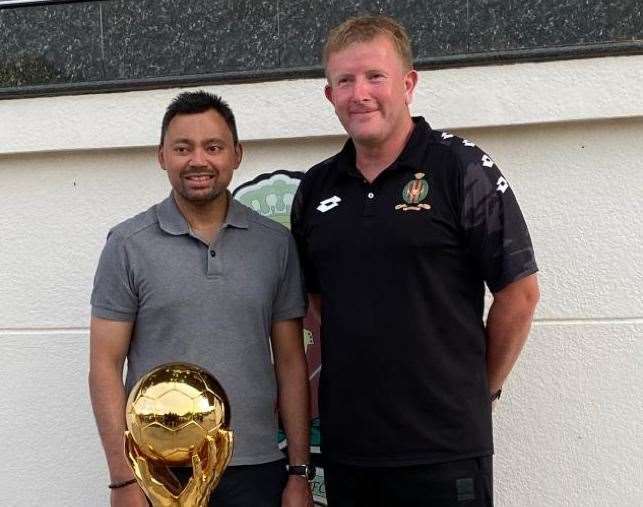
<box><xmin>282</xmin><ymin>476</ymin><xmax>314</xmax><ymax>507</ymax></box>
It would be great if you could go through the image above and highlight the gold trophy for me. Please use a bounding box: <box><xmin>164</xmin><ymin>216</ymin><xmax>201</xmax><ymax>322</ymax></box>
<box><xmin>124</xmin><ymin>363</ymin><xmax>234</xmax><ymax>506</ymax></box>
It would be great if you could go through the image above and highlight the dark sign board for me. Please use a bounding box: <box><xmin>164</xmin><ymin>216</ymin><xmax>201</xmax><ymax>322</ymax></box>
<box><xmin>1</xmin><ymin>0</ymin><xmax>641</xmax><ymax>98</ymax></box>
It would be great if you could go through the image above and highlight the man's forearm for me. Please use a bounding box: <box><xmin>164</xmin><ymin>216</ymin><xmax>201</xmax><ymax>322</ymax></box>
<box><xmin>273</xmin><ymin>319</ymin><xmax>314</xmax><ymax>506</ymax></box>
<box><xmin>485</xmin><ymin>275</ymin><xmax>540</xmax><ymax>394</ymax></box>
<box><xmin>272</xmin><ymin>318</ymin><xmax>312</xmax><ymax>464</ymax></box>
<box><xmin>88</xmin><ymin>363</ymin><xmax>133</xmax><ymax>482</ymax></box>
<box><xmin>308</xmin><ymin>293</ymin><xmax>321</xmax><ymax>323</ymax></box>
<box><xmin>278</xmin><ymin>360</ymin><xmax>311</xmax><ymax>464</ymax></box>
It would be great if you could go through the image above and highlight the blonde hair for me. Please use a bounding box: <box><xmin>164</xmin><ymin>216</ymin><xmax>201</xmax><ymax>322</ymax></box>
<box><xmin>323</xmin><ymin>15</ymin><xmax>414</xmax><ymax>71</ymax></box>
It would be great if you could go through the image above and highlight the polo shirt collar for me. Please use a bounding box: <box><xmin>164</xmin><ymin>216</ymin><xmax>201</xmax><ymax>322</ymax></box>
<box><xmin>336</xmin><ymin>116</ymin><xmax>432</xmax><ymax>176</ymax></box>
<box><xmin>224</xmin><ymin>196</ymin><xmax>249</xmax><ymax>229</ymax></box>
<box><xmin>157</xmin><ymin>193</ymin><xmax>189</xmax><ymax>235</ymax></box>
<box><xmin>157</xmin><ymin>192</ymin><xmax>249</xmax><ymax>236</ymax></box>
<box><xmin>396</xmin><ymin>116</ymin><xmax>432</xmax><ymax>169</ymax></box>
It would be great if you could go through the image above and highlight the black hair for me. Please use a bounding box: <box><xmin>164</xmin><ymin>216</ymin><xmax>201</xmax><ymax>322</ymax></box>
<box><xmin>160</xmin><ymin>90</ymin><xmax>239</xmax><ymax>145</ymax></box>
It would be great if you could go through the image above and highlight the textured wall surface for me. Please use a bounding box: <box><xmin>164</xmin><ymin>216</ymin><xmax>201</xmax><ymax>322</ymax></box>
<box><xmin>0</xmin><ymin>57</ymin><xmax>642</xmax><ymax>506</ymax></box>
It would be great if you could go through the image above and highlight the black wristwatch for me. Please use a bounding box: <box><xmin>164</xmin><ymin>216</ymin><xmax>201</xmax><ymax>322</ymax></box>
<box><xmin>286</xmin><ymin>464</ymin><xmax>316</xmax><ymax>481</ymax></box>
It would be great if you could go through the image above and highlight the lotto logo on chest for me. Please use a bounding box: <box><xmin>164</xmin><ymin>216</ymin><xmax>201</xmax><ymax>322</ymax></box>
<box><xmin>316</xmin><ymin>195</ymin><xmax>341</xmax><ymax>213</ymax></box>
<box><xmin>395</xmin><ymin>172</ymin><xmax>431</xmax><ymax>212</ymax></box>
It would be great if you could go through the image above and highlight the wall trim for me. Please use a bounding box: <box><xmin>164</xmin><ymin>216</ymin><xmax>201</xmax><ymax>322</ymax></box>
<box><xmin>1</xmin><ymin>55</ymin><xmax>641</xmax><ymax>155</ymax></box>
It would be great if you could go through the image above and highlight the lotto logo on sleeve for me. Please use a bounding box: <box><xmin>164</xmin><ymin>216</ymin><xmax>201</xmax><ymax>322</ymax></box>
<box><xmin>316</xmin><ymin>196</ymin><xmax>341</xmax><ymax>213</ymax></box>
<box><xmin>496</xmin><ymin>176</ymin><xmax>509</xmax><ymax>193</ymax></box>
<box><xmin>481</xmin><ymin>154</ymin><xmax>495</xmax><ymax>168</ymax></box>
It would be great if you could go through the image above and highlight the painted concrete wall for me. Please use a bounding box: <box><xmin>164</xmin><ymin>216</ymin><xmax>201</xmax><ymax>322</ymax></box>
<box><xmin>0</xmin><ymin>56</ymin><xmax>641</xmax><ymax>506</ymax></box>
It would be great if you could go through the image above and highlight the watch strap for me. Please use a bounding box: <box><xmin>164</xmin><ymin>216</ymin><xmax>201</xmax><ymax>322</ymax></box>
<box><xmin>286</xmin><ymin>464</ymin><xmax>315</xmax><ymax>480</ymax></box>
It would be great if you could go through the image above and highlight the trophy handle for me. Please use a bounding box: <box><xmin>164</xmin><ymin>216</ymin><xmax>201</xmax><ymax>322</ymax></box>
<box><xmin>179</xmin><ymin>430</ymin><xmax>234</xmax><ymax>507</ymax></box>
<box><xmin>125</xmin><ymin>430</ymin><xmax>234</xmax><ymax>507</ymax></box>
<box><xmin>124</xmin><ymin>431</ymin><xmax>182</xmax><ymax>506</ymax></box>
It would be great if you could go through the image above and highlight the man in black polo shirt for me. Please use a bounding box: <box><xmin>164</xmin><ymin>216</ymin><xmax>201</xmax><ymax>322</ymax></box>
<box><xmin>291</xmin><ymin>15</ymin><xmax>540</xmax><ymax>506</ymax></box>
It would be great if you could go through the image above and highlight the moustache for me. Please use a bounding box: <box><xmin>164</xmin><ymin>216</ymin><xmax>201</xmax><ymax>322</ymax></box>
<box><xmin>182</xmin><ymin>167</ymin><xmax>219</xmax><ymax>177</ymax></box>
<box><xmin>350</xmin><ymin>108</ymin><xmax>378</xmax><ymax>114</ymax></box>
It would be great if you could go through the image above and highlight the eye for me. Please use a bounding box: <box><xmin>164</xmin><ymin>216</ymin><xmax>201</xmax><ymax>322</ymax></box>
<box><xmin>207</xmin><ymin>145</ymin><xmax>223</xmax><ymax>153</ymax></box>
<box><xmin>174</xmin><ymin>146</ymin><xmax>189</xmax><ymax>154</ymax></box>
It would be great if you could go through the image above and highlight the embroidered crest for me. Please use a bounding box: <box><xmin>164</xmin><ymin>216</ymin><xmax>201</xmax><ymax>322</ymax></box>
<box><xmin>395</xmin><ymin>172</ymin><xmax>431</xmax><ymax>211</ymax></box>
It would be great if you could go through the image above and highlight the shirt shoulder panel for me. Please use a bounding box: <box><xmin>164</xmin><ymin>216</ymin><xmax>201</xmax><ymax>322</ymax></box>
<box><xmin>302</xmin><ymin>153</ymin><xmax>341</xmax><ymax>188</ymax></box>
<box><xmin>244</xmin><ymin>205</ymin><xmax>291</xmax><ymax>240</ymax></box>
<box><xmin>107</xmin><ymin>204</ymin><xmax>160</xmax><ymax>243</ymax></box>
<box><xmin>429</xmin><ymin>130</ymin><xmax>500</xmax><ymax>184</ymax></box>
<box><xmin>430</xmin><ymin>131</ymin><xmax>538</xmax><ymax>292</ymax></box>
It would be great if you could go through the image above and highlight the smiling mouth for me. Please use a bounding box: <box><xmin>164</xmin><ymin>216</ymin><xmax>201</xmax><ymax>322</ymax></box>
<box><xmin>350</xmin><ymin>110</ymin><xmax>378</xmax><ymax>118</ymax></box>
<box><xmin>185</xmin><ymin>174</ymin><xmax>215</xmax><ymax>182</ymax></box>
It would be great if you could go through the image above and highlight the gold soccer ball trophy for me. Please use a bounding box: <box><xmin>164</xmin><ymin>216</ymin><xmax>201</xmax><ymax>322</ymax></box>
<box><xmin>124</xmin><ymin>363</ymin><xmax>234</xmax><ymax>506</ymax></box>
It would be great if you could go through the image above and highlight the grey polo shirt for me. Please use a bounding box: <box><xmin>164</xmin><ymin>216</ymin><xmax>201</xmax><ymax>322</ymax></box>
<box><xmin>91</xmin><ymin>194</ymin><xmax>306</xmax><ymax>465</ymax></box>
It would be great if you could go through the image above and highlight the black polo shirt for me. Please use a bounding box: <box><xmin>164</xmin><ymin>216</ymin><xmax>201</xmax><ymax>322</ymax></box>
<box><xmin>291</xmin><ymin>117</ymin><xmax>538</xmax><ymax>466</ymax></box>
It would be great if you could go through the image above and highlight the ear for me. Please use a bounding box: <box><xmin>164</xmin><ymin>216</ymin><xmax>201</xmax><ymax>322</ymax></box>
<box><xmin>403</xmin><ymin>69</ymin><xmax>419</xmax><ymax>106</ymax></box>
<box><xmin>234</xmin><ymin>143</ymin><xmax>243</xmax><ymax>170</ymax></box>
<box><xmin>324</xmin><ymin>83</ymin><xmax>335</xmax><ymax>105</ymax></box>
<box><xmin>157</xmin><ymin>145</ymin><xmax>166</xmax><ymax>170</ymax></box>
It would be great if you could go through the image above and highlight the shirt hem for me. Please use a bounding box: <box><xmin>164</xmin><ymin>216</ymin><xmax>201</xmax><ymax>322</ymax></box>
<box><xmin>229</xmin><ymin>450</ymin><xmax>285</xmax><ymax>466</ymax></box>
<box><xmin>489</xmin><ymin>265</ymin><xmax>539</xmax><ymax>293</ymax></box>
<box><xmin>273</xmin><ymin>306</ymin><xmax>307</xmax><ymax>322</ymax></box>
<box><xmin>91</xmin><ymin>305</ymin><xmax>136</xmax><ymax>322</ymax></box>
<box><xmin>324</xmin><ymin>448</ymin><xmax>494</xmax><ymax>467</ymax></box>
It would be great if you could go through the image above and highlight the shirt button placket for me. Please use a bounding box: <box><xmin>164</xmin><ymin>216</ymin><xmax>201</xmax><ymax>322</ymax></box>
<box><xmin>363</xmin><ymin>189</ymin><xmax>376</xmax><ymax>216</ymax></box>
<box><xmin>207</xmin><ymin>239</ymin><xmax>223</xmax><ymax>278</ymax></box>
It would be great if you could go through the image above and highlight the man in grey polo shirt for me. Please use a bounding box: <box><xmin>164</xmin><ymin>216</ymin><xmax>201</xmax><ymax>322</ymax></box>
<box><xmin>89</xmin><ymin>91</ymin><xmax>314</xmax><ymax>507</ymax></box>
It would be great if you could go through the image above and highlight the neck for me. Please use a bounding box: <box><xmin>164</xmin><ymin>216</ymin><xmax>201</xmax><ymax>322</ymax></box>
<box><xmin>355</xmin><ymin>116</ymin><xmax>415</xmax><ymax>182</ymax></box>
<box><xmin>173</xmin><ymin>191</ymin><xmax>229</xmax><ymax>232</ymax></box>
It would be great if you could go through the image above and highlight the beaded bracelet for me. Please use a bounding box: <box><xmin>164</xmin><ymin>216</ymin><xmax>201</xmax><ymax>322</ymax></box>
<box><xmin>108</xmin><ymin>478</ymin><xmax>137</xmax><ymax>489</ymax></box>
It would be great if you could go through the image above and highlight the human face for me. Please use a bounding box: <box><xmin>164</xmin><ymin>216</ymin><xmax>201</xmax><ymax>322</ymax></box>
<box><xmin>325</xmin><ymin>36</ymin><xmax>417</xmax><ymax>148</ymax></box>
<box><xmin>158</xmin><ymin>109</ymin><xmax>242</xmax><ymax>206</ymax></box>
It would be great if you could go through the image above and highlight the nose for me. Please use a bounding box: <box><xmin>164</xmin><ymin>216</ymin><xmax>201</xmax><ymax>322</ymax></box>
<box><xmin>351</xmin><ymin>77</ymin><xmax>370</xmax><ymax>102</ymax></box>
<box><xmin>190</xmin><ymin>148</ymin><xmax>207</xmax><ymax>167</ymax></box>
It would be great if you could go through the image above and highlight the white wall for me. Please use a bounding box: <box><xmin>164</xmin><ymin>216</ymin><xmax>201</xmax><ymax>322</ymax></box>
<box><xmin>0</xmin><ymin>55</ymin><xmax>641</xmax><ymax>506</ymax></box>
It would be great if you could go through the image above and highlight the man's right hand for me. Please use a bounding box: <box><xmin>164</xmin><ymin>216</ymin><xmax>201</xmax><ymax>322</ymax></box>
<box><xmin>110</xmin><ymin>486</ymin><xmax>149</xmax><ymax>507</ymax></box>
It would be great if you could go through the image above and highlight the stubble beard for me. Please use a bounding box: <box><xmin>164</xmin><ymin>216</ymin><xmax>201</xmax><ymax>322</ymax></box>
<box><xmin>175</xmin><ymin>166</ymin><xmax>227</xmax><ymax>205</ymax></box>
<box><xmin>177</xmin><ymin>185</ymin><xmax>224</xmax><ymax>205</ymax></box>
<box><xmin>345</xmin><ymin>110</ymin><xmax>389</xmax><ymax>147</ymax></box>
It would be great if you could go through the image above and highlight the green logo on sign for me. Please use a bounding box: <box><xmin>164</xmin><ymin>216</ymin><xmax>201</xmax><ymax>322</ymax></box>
<box><xmin>233</xmin><ymin>171</ymin><xmax>302</xmax><ymax>229</ymax></box>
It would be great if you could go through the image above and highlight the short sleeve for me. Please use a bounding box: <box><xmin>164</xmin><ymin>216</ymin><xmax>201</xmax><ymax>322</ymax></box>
<box><xmin>90</xmin><ymin>230</ymin><xmax>138</xmax><ymax>321</ymax></box>
<box><xmin>459</xmin><ymin>146</ymin><xmax>538</xmax><ymax>293</ymax></box>
<box><xmin>272</xmin><ymin>234</ymin><xmax>307</xmax><ymax>322</ymax></box>
<box><xmin>290</xmin><ymin>181</ymin><xmax>321</xmax><ymax>294</ymax></box>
